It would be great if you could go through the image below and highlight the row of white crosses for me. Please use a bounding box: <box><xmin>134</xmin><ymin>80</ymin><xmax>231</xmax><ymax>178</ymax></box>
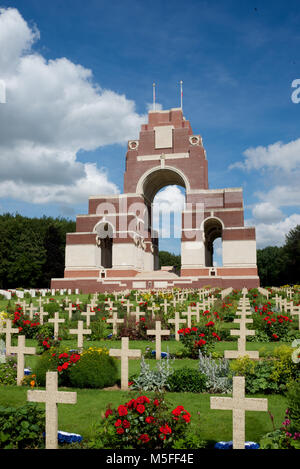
<box><xmin>224</xmin><ymin>291</ymin><xmax>259</xmax><ymax>360</ymax></box>
<box><xmin>25</xmin><ymin>367</ymin><xmax>269</xmax><ymax>450</ymax></box>
<box><xmin>268</xmin><ymin>293</ymin><xmax>300</xmax><ymax>331</ymax></box>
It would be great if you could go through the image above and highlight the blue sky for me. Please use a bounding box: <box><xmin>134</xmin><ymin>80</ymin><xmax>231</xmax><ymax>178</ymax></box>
<box><xmin>0</xmin><ymin>0</ymin><xmax>299</xmax><ymax>260</ymax></box>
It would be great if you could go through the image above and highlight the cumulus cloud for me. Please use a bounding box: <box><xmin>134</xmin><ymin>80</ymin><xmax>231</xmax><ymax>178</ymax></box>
<box><xmin>247</xmin><ymin>214</ymin><xmax>300</xmax><ymax>249</ymax></box>
<box><xmin>252</xmin><ymin>202</ymin><xmax>284</xmax><ymax>223</ymax></box>
<box><xmin>230</xmin><ymin>138</ymin><xmax>300</xmax><ymax>172</ymax></box>
<box><xmin>152</xmin><ymin>186</ymin><xmax>185</xmax><ymax>239</ymax></box>
<box><xmin>0</xmin><ymin>7</ymin><xmax>145</xmax><ymax>205</ymax></box>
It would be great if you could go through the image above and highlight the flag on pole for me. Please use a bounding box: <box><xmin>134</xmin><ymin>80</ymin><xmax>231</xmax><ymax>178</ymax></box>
<box><xmin>180</xmin><ymin>80</ymin><xmax>183</xmax><ymax>110</ymax></box>
<box><xmin>153</xmin><ymin>82</ymin><xmax>156</xmax><ymax>111</ymax></box>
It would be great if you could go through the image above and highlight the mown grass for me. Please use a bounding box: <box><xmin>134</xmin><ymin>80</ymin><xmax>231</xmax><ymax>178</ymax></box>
<box><xmin>0</xmin><ymin>384</ymin><xmax>287</xmax><ymax>446</ymax></box>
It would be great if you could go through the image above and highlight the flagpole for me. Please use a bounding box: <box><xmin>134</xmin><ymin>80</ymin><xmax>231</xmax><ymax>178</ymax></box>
<box><xmin>153</xmin><ymin>82</ymin><xmax>156</xmax><ymax>111</ymax></box>
<box><xmin>180</xmin><ymin>80</ymin><xmax>183</xmax><ymax>111</ymax></box>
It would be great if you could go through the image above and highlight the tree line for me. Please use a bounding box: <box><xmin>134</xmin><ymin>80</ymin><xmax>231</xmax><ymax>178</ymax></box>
<box><xmin>0</xmin><ymin>213</ymin><xmax>75</xmax><ymax>289</ymax></box>
<box><xmin>0</xmin><ymin>214</ymin><xmax>299</xmax><ymax>288</ymax></box>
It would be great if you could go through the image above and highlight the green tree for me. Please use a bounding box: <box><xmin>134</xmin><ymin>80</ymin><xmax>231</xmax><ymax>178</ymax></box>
<box><xmin>257</xmin><ymin>246</ymin><xmax>287</xmax><ymax>286</ymax></box>
<box><xmin>283</xmin><ymin>225</ymin><xmax>300</xmax><ymax>284</ymax></box>
<box><xmin>158</xmin><ymin>250</ymin><xmax>181</xmax><ymax>273</ymax></box>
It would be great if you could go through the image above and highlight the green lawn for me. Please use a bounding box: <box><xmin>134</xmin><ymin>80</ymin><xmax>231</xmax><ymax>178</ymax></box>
<box><xmin>0</xmin><ymin>385</ymin><xmax>287</xmax><ymax>446</ymax></box>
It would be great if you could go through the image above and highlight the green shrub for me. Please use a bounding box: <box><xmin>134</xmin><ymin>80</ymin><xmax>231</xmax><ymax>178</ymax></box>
<box><xmin>286</xmin><ymin>379</ymin><xmax>300</xmax><ymax>432</ymax></box>
<box><xmin>33</xmin><ymin>350</ymin><xmax>62</xmax><ymax>387</ymax></box>
<box><xmin>130</xmin><ymin>355</ymin><xmax>174</xmax><ymax>392</ymax></box>
<box><xmin>68</xmin><ymin>347</ymin><xmax>118</xmax><ymax>389</ymax></box>
<box><xmin>0</xmin><ymin>357</ymin><xmax>17</xmax><ymax>385</ymax></box>
<box><xmin>0</xmin><ymin>403</ymin><xmax>45</xmax><ymax>449</ymax></box>
<box><xmin>167</xmin><ymin>368</ymin><xmax>206</xmax><ymax>393</ymax></box>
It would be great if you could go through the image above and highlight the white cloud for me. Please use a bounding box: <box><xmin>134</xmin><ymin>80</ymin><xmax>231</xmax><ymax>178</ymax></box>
<box><xmin>247</xmin><ymin>213</ymin><xmax>300</xmax><ymax>248</ymax></box>
<box><xmin>0</xmin><ymin>7</ymin><xmax>145</xmax><ymax>205</ymax></box>
<box><xmin>152</xmin><ymin>186</ymin><xmax>185</xmax><ymax>238</ymax></box>
<box><xmin>230</xmin><ymin>138</ymin><xmax>300</xmax><ymax>172</ymax></box>
<box><xmin>252</xmin><ymin>202</ymin><xmax>284</xmax><ymax>223</ymax></box>
<box><xmin>255</xmin><ymin>185</ymin><xmax>300</xmax><ymax>208</ymax></box>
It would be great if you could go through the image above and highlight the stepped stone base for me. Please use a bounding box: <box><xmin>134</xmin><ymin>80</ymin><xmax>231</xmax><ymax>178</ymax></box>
<box><xmin>51</xmin><ymin>267</ymin><xmax>259</xmax><ymax>293</ymax></box>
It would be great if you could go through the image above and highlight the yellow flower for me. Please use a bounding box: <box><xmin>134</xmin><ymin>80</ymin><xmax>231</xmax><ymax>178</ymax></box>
<box><xmin>30</xmin><ymin>380</ymin><xmax>35</xmax><ymax>388</ymax></box>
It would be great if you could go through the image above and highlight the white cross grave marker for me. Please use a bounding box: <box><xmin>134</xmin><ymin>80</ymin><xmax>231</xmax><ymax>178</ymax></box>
<box><xmin>10</xmin><ymin>335</ymin><xmax>36</xmax><ymax>385</ymax></box>
<box><xmin>69</xmin><ymin>320</ymin><xmax>91</xmax><ymax>348</ymax></box>
<box><xmin>210</xmin><ymin>376</ymin><xmax>268</xmax><ymax>449</ymax></box>
<box><xmin>107</xmin><ymin>313</ymin><xmax>124</xmax><ymax>336</ymax></box>
<box><xmin>27</xmin><ymin>371</ymin><xmax>77</xmax><ymax>449</ymax></box>
<box><xmin>109</xmin><ymin>337</ymin><xmax>141</xmax><ymax>390</ymax></box>
<box><xmin>48</xmin><ymin>312</ymin><xmax>65</xmax><ymax>339</ymax></box>
<box><xmin>168</xmin><ymin>312</ymin><xmax>187</xmax><ymax>341</ymax></box>
<box><xmin>147</xmin><ymin>320</ymin><xmax>170</xmax><ymax>360</ymax></box>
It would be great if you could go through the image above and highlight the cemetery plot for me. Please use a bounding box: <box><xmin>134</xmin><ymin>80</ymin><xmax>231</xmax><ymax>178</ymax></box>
<box><xmin>0</xmin><ymin>285</ymin><xmax>299</xmax><ymax>449</ymax></box>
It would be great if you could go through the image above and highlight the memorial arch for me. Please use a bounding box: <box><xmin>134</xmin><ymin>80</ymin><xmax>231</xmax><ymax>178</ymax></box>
<box><xmin>52</xmin><ymin>107</ymin><xmax>260</xmax><ymax>292</ymax></box>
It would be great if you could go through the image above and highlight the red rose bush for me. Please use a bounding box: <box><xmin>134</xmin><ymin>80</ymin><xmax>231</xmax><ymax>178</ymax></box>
<box><xmin>91</xmin><ymin>395</ymin><xmax>191</xmax><ymax>449</ymax></box>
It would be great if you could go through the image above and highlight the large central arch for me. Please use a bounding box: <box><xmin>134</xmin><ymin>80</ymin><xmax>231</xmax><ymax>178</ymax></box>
<box><xmin>135</xmin><ymin>165</ymin><xmax>190</xmax><ymax>203</ymax></box>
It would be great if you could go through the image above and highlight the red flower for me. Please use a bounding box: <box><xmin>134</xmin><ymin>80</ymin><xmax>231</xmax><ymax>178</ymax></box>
<box><xmin>118</xmin><ymin>405</ymin><xmax>128</xmax><ymax>417</ymax></box>
<box><xmin>116</xmin><ymin>427</ymin><xmax>124</xmax><ymax>435</ymax></box>
<box><xmin>138</xmin><ymin>434</ymin><xmax>150</xmax><ymax>443</ymax></box>
<box><xmin>136</xmin><ymin>404</ymin><xmax>145</xmax><ymax>414</ymax></box>
<box><xmin>160</xmin><ymin>424</ymin><xmax>172</xmax><ymax>435</ymax></box>
<box><xmin>272</xmin><ymin>334</ymin><xmax>279</xmax><ymax>339</ymax></box>
<box><xmin>122</xmin><ymin>419</ymin><xmax>130</xmax><ymax>428</ymax></box>
<box><xmin>153</xmin><ymin>399</ymin><xmax>160</xmax><ymax>407</ymax></box>
<box><xmin>172</xmin><ymin>405</ymin><xmax>185</xmax><ymax>417</ymax></box>
<box><xmin>114</xmin><ymin>419</ymin><xmax>122</xmax><ymax>427</ymax></box>
<box><xmin>57</xmin><ymin>366</ymin><xmax>62</xmax><ymax>372</ymax></box>
<box><xmin>191</xmin><ymin>327</ymin><xmax>198</xmax><ymax>332</ymax></box>
<box><xmin>145</xmin><ymin>416</ymin><xmax>155</xmax><ymax>424</ymax></box>
<box><xmin>105</xmin><ymin>409</ymin><xmax>113</xmax><ymax>418</ymax></box>
<box><xmin>205</xmin><ymin>321</ymin><xmax>215</xmax><ymax>327</ymax></box>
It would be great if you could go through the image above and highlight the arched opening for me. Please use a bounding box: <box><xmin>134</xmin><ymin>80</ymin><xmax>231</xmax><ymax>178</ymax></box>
<box><xmin>203</xmin><ymin>218</ymin><xmax>223</xmax><ymax>267</ymax></box>
<box><xmin>95</xmin><ymin>222</ymin><xmax>113</xmax><ymax>269</ymax></box>
<box><xmin>152</xmin><ymin>185</ymin><xmax>185</xmax><ymax>263</ymax></box>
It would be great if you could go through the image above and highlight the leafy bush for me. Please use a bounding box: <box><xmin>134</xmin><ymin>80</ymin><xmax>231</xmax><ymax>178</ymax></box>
<box><xmin>178</xmin><ymin>324</ymin><xmax>221</xmax><ymax>358</ymax></box>
<box><xmin>286</xmin><ymin>379</ymin><xmax>300</xmax><ymax>432</ymax></box>
<box><xmin>230</xmin><ymin>348</ymin><xmax>299</xmax><ymax>394</ymax></box>
<box><xmin>68</xmin><ymin>347</ymin><xmax>118</xmax><ymax>389</ymax></box>
<box><xmin>198</xmin><ymin>351</ymin><xmax>232</xmax><ymax>393</ymax></box>
<box><xmin>0</xmin><ymin>403</ymin><xmax>45</xmax><ymax>449</ymax></box>
<box><xmin>33</xmin><ymin>350</ymin><xmax>63</xmax><ymax>387</ymax></box>
<box><xmin>90</xmin><ymin>318</ymin><xmax>110</xmax><ymax>340</ymax></box>
<box><xmin>89</xmin><ymin>394</ymin><xmax>192</xmax><ymax>449</ymax></box>
<box><xmin>130</xmin><ymin>355</ymin><xmax>174</xmax><ymax>392</ymax></box>
<box><xmin>167</xmin><ymin>368</ymin><xmax>206</xmax><ymax>393</ymax></box>
<box><xmin>0</xmin><ymin>356</ymin><xmax>17</xmax><ymax>385</ymax></box>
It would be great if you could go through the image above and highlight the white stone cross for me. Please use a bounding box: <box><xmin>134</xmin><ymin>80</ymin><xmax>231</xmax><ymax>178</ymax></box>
<box><xmin>65</xmin><ymin>302</ymin><xmax>77</xmax><ymax>320</ymax></box>
<box><xmin>81</xmin><ymin>305</ymin><xmax>96</xmax><ymax>327</ymax></box>
<box><xmin>0</xmin><ymin>319</ymin><xmax>19</xmax><ymax>355</ymax></box>
<box><xmin>107</xmin><ymin>313</ymin><xmax>124</xmax><ymax>335</ymax></box>
<box><xmin>168</xmin><ymin>312</ymin><xmax>187</xmax><ymax>341</ymax></box>
<box><xmin>160</xmin><ymin>299</ymin><xmax>170</xmax><ymax>314</ymax></box>
<box><xmin>48</xmin><ymin>312</ymin><xmax>65</xmax><ymax>339</ymax></box>
<box><xmin>109</xmin><ymin>337</ymin><xmax>141</xmax><ymax>390</ymax></box>
<box><xmin>147</xmin><ymin>321</ymin><xmax>170</xmax><ymax>360</ymax></box>
<box><xmin>123</xmin><ymin>299</ymin><xmax>134</xmax><ymax>314</ymax></box>
<box><xmin>36</xmin><ymin>296</ymin><xmax>44</xmax><ymax>308</ymax></box>
<box><xmin>10</xmin><ymin>335</ymin><xmax>36</xmax><ymax>385</ymax></box>
<box><xmin>26</xmin><ymin>303</ymin><xmax>38</xmax><ymax>320</ymax></box>
<box><xmin>147</xmin><ymin>304</ymin><xmax>160</xmax><ymax>319</ymax></box>
<box><xmin>224</xmin><ymin>317</ymin><xmax>259</xmax><ymax>360</ymax></box>
<box><xmin>37</xmin><ymin>306</ymin><xmax>48</xmax><ymax>325</ymax></box>
<box><xmin>182</xmin><ymin>306</ymin><xmax>199</xmax><ymax>328</ymax></box>
<box><xmin>27</xmin><ymin>371</ymin><xmax>77</xmax><ymax>449</ymax></box>
<box><xmin>210</xmin><ymin>376</ymin><xmax>268</xmax><ymax>449</ymax></box>
<box><xmin>69</xmin><ymin>320</ymin><xmax>91</xmax><ymax>348</ymax></box>
<box><xmin>105</xmin><ymin>303</ymin><xmax>118</xmax><ymax>316</ymax></box>
<box><xmin>130</xmin><ymin>306</ymin><xmax>145</xmax><ymax>324</ymax></box>
<box><xmin>291</xmin><ymin>305</ymin><xmax>300</xmax><ymax>330</ymax></box>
